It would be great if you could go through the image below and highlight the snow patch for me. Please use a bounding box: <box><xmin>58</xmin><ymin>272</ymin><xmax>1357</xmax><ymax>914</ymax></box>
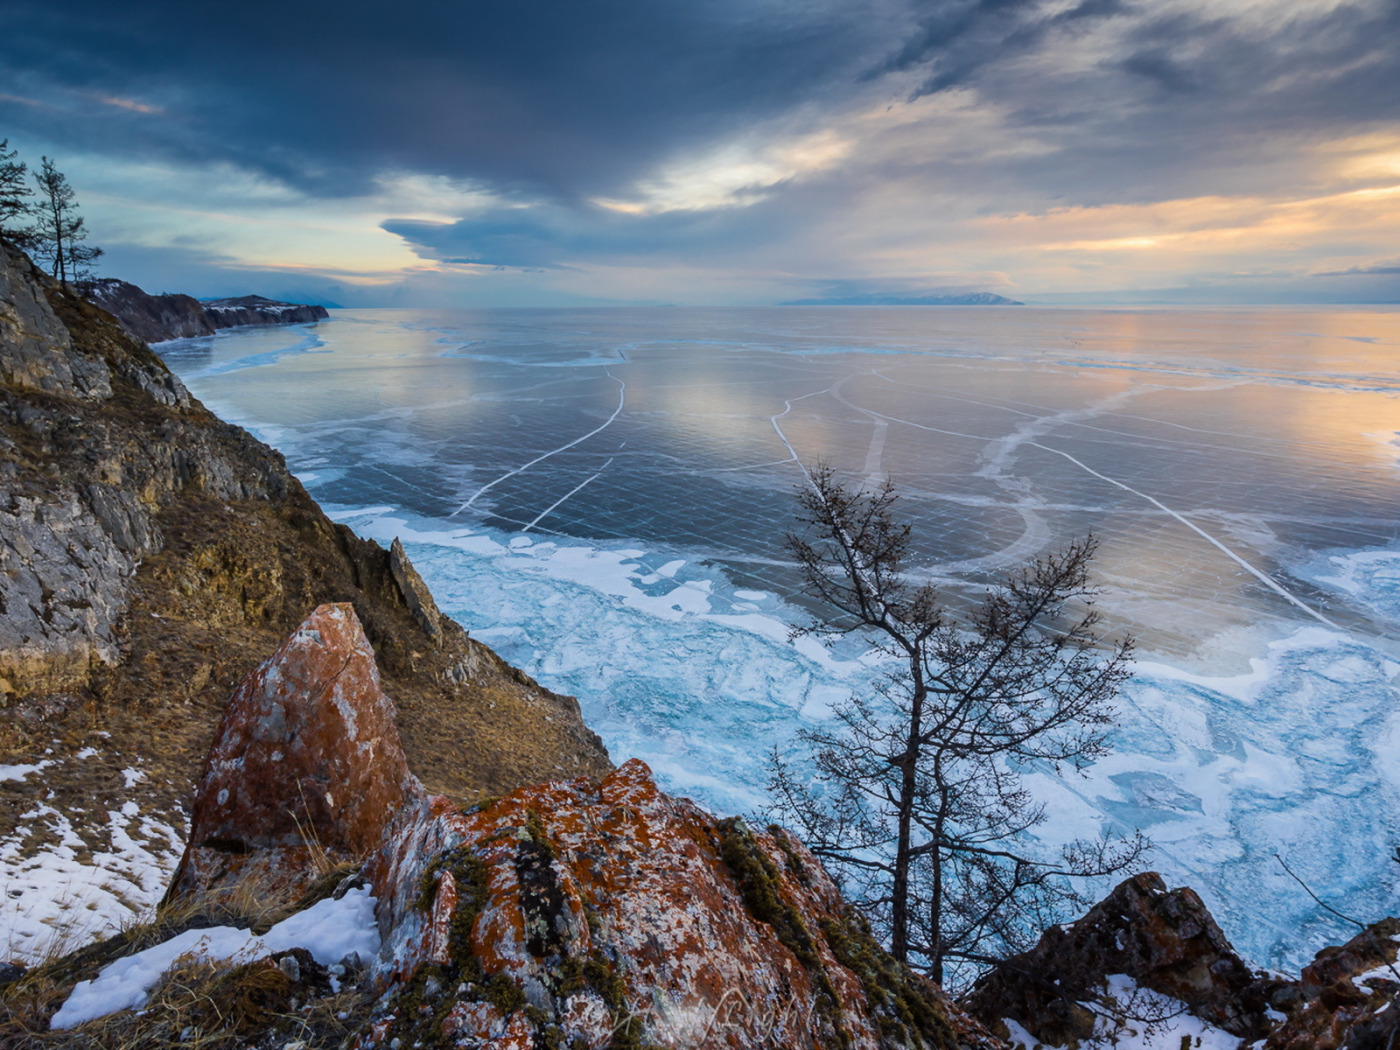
<box><xmin>0</xmin><ymin>761</ymin><xmax>53</xmax><ymax>782</ymax></box>
<box><xmin>50</xmin><ymin>888</ymin><xmax>379</xmax><ymax>1029</ymax></box>
<box><xmin>1</xmin><ymin>795</ymin><xmax>184</xmax><ymax>965</ymax></box>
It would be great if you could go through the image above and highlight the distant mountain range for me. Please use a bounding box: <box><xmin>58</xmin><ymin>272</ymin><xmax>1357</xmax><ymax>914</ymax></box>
<box><xmin>780</xmin><ymin>291</ymin><xmax>1025</xmax><ymax>306</ymax></box>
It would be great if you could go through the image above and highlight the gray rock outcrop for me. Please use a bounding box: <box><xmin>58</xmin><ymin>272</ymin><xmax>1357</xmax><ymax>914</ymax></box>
<box><xmin>0</xmin><ymin>235</ymin><xmax>610</xmax><ymax>884</ymax></box>
<box><xmin>83</xmin><ymin>278</ymin><xmax>216</xmax><ymax>344</ymax></box>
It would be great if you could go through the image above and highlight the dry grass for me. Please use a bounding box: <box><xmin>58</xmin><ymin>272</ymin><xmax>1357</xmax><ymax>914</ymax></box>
<box><xmin>0</xmin><ymin>950</ymin><xmax>373</xmax><ymax>1050</ymax></box>
<box><xmin>0</xmin><ymin>864</ymin><xmax>371</xmax><ymax>1050</ymax></box>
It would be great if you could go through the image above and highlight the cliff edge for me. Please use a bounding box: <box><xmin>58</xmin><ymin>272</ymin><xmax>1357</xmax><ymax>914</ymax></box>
<box><xmin>0</xmin><ymin>238</ymin><xmax>610</xmax><ymax>954</ymax></box>
<box><xmin>84</xmin><ymin>279</ymin><xmax>330</xmax><ymax>344</ymax></box>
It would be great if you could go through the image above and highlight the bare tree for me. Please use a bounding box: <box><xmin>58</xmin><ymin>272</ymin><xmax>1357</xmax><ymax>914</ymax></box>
<box><xmin>769</xmin><ymin>464</ymin><xmax>1147</xmax><ymax>987</ymax></box>
<box><xmin>0</xmin><ymin>138</ymin><xmax>33</xmax><ymax>243</ymax></box>
<box><xmin>30</xmin><ymin>156</ymin><xmax>102</xmax><ymax>284</ymax></box>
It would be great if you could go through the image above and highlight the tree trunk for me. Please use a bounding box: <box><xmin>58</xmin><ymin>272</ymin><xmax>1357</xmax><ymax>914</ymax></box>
<box><xmin>929</xmin><ymin>818</ymin><xmax>944</xmax><ymax>984</ymax></box>
<box><xmin>890</xmin><ymin>656</ymin><xmax>925</xmax><ymax>962</ymax></box>
<box><xmin>53</xmin><ymin>207</ymin><xmax>65</xmax><ymax>284</ymax></box>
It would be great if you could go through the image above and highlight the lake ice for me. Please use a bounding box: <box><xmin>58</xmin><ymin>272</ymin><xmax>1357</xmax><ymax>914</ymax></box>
<box><xmin>155</xmin><ymin>304</ymin><xmax>1400</xmax><ymax>971</ymax></box>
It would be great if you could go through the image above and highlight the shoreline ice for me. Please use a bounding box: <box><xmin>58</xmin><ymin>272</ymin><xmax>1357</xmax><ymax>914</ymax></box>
<box><xmin>151</xmin><ymin>307</ymin><xmax>1400</xmax><ymax>973</ymax></box>
<box><xmin>327</xmin><ymin>502</ymin><xmax>1400</xmax><ymax>972</ymax></box>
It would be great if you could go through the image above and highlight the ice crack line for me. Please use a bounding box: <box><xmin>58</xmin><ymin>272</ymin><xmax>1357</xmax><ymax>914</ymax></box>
<box><xmin>1032</xmin><ymin>442</ymin><xmax>1343</xmax><ymax>630</ymax></box>
<box><xmin>522</xmin><ymin>458</ymin><xmax>614</xmax><ymax>533</ymax></box>
<box><xmin>451</xmin><ymin>370</ymin><xmax>626</xmax><ymax>516</ymax></box>
<box><xmin>770</xmin><ymin>390</ymin><xmax>830</xmax><ymax>482</ymax></box>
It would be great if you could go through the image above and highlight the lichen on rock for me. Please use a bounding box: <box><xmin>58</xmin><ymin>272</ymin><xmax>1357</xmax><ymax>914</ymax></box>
<box><xmin>155</xmin><ymin>601</ymin><xmax>994</xmax><ymax>1049</ymax></box>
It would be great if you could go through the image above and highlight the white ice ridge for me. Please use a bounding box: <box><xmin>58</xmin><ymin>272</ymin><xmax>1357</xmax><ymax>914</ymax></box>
<box><xmin>452</xmin><ymin>368</ymin><xmax>627</xmax><ymax>516</ymax></box>
<box><xmin>1030</xmin><ymin>441</ymin><xmax>1343</xmax><ymax>631</ymax></box>
<box><xmin>523</xmin><ymin>457</ymin><xmax>614</xmax><ymax>533</ymax></box>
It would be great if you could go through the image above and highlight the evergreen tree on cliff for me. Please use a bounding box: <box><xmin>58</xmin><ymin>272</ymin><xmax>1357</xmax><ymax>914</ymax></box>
<box><xmin>769</xmin><ymin>464</ymin><xmax>1147</xmax><ymax>986</ymax></box>
<box><xmin>0</xmin><ymin>138</ymin><xmax>33</xmax><ymax>243</ymax></box>
<box><xmin>30</xmin><ymin>156</ymin><xmax>102</xmax><ymax>284</ymax></box>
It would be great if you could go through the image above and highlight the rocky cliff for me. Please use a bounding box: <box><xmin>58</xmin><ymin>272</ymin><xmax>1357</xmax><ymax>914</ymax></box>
<box><xmin>0</xmin><ymin>237</ymin><xmax>610</xmax><ymax>954</ymax></box>
<box><xmin>81</xmin><ymin>279</ymin><xmax>216</xmax><ymax>343</ymax></box>
<box><xmin>201</xmin><ymin>294</ymin><xmax>329</xmax><ymax>329</ymax></box>
<box><xmin>2</xmin><ymin>603</ymin><xmax>999</xmax><ymax>1049</ymax></box>
<box><xmin>84</xmin><ymin>279</ymin><xmax>329</xmax><ymax>344</ymax></box>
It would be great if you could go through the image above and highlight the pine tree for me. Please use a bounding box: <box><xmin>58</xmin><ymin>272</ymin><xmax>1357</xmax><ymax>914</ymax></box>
<box><xmin>31</xmin><ymin>156</ymin><xmax>103</xmax><ymax>284</ymax></box>
<box><xmin>0</xmin><ymin>138</ymin><xmax>34</xmax><ymax>243</ymax></box>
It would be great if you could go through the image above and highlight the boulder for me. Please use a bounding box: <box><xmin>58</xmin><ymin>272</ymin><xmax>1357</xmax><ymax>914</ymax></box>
<box><xmin>359</xmin><ymin>760</ymin><xmax>1010</xmax><ymax>1049</ymax></box>
<box><xmin>963</xmin><ymin>872</ymin><xmax>1286</xmax><ymax>1046</ymax></box>
<box><xmin>166</xmin><ymin>603</ymin><xmax>421</xmax><ymax>904</ymax></box>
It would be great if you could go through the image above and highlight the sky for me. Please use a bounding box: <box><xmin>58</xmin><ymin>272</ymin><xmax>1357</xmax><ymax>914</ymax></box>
<box><xmin>3</xmin><ymin>0</ymin><xmax>1398</xmax><ymax>307</ymax></box>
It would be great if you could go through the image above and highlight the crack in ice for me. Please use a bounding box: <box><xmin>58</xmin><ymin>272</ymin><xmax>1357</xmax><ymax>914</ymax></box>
<box><xmin>769</xmin><ymin>390</ymin><xmax>830</xmax><ymax>482</ymax></box>
<box><xmin>452</xmin><ymin>369</ymin><xmax>626</xmax><ymax>516</ymax></box>
<box><xmin>522</xmin><ymin>458</ymin><xmax>615</xmax><ymax>533</ymax></box>
<box><xmin>1032</xmin><ymin>442</ymin><xmax>1344</xmax><ymax>630</ymax></box>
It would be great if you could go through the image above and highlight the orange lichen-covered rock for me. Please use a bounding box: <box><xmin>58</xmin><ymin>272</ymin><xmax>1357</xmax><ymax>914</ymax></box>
<box><xmin>166</xmin><ymin>605</ymin><xmax>999</xmax><ymax>1048</ymax></box>
<box><xmin>1261</xmin><ymin>918</ymin><xmax>1400</xmax><ymax>1050</ymax></box>
<box><xmin>358</xmin><ymin>760</ymin><xmax>1000</xmax><ymax>1050</ymax></box>
<box><xmin>166</xmin><ymin>603</ymin><xmax>422</xmax><ymax>903</ymax></box>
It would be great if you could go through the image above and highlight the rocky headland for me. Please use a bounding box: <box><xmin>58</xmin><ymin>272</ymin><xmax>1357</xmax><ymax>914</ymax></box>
<box><xmin>0</xmin><ymin>234</ymin><xmax>609</xmax><ymax>955</ymax></box>
<box><xmin>83</xmin><ymin>278</ymin><xmax>329</xmax><ymax>344</ymax></box>
<box><xmin>1</xmin><ymin>237</ymin><xmax>1396</xmax><ymax>1049</ymax></box>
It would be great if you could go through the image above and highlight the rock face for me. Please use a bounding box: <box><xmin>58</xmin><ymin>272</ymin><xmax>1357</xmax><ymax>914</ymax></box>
<box><xmin>963</xmin><ymin>871</ymin><xmax>1286</xmax><ymax>1046</ymax></box>
<box><xmin>167</xmin><ymin>605</ymin><xmax>1002</xmax><ymax>1050</ymax></box>
<box><xmin>0</xmin><ymin>237</ymin><xmax>610</xmax><ymax>925</ymax></box>
<box><xmin>82</xmin><ymin>278</ymin><xmax>216</xmax><ymax>343</ymax></box>
<box><xmin>202</xmin><ymin>294</ymin><xmax>329</xmax><ymax>329</ymax></box>
<box><xmin>390</xmin><ymin>537</ymin><xmax>443</xmax><ymax>642</ymax></box>
<box><xmin>1263</xmin><ymin>917</ymin><xmax>1400</xmax><ymax>1050</ymax></box>
<box><xmin>1</xmin><ymin>242</ymin><xmax>200</xmax><ymax>699</ymax></box>
<box><xmin>0</xmin><ymin>245</ymin><xmax>107</xmax><ymax>398</ymax></box>
<box><xmin>84</xmin><ymin>279</ymin><xmax>329</xmax><ymax>344</ymax></box>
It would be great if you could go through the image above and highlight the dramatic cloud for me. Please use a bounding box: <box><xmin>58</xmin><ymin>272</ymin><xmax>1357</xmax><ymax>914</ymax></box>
<box><xmin>2</xmin><ymin>0</ymin><xmax>1397</xmax><ymax>303</ymax></box>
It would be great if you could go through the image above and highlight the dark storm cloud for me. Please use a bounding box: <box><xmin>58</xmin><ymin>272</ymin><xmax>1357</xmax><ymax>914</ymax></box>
<box><xmin>6</xmin><ymin>0</ymin><xmax>1395</xmax><ymax>210</ymax></box>
<box><xmin>382</xmin><ymin>201</ymin><xmax>790</xmax><ymax>271</ymax></box>
<box><xmin>0</xmin><ymin>0</ymin><xmax>901</xmax><ymax>200</ymax></box>
<box><xmin>4</xmin><ymin>0</ymin><xmax>1397</xmax><ymax>303</ymax></box>
<box><xmin>965</xmin><ymin>1</ymin><xmax>1400</xmax><ymax>203</ymax></box>
<box><xmin>872</xmin><ymin>0</ymin><xmax>1129</xmax><ymax>97</ymax></box>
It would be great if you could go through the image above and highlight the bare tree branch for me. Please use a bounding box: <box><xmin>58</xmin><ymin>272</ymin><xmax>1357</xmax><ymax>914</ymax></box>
<box><xmin>768</xmin><ymin>463</ymin><xmax>1147</xmax><ymax>987</ymax></box>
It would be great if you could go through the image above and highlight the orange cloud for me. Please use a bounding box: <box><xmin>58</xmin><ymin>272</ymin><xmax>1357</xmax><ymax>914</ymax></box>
<box><xmin>976</xmin><ymin>184</ymin><xmax>1400</xmax><ymax>270</ymax></box>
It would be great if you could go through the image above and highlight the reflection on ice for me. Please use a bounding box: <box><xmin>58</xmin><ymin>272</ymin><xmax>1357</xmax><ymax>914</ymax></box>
<box><xmin>158</xmin><ymin>305</ymin><xmax>1400</xmax><ymax>972</ymax></box>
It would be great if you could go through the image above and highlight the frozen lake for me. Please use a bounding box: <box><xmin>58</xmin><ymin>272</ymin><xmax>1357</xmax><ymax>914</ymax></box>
<box><xmin>156</xmin><ymin>305</ymin><xmax>1400</xmax><ymax>970</ymax></box>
